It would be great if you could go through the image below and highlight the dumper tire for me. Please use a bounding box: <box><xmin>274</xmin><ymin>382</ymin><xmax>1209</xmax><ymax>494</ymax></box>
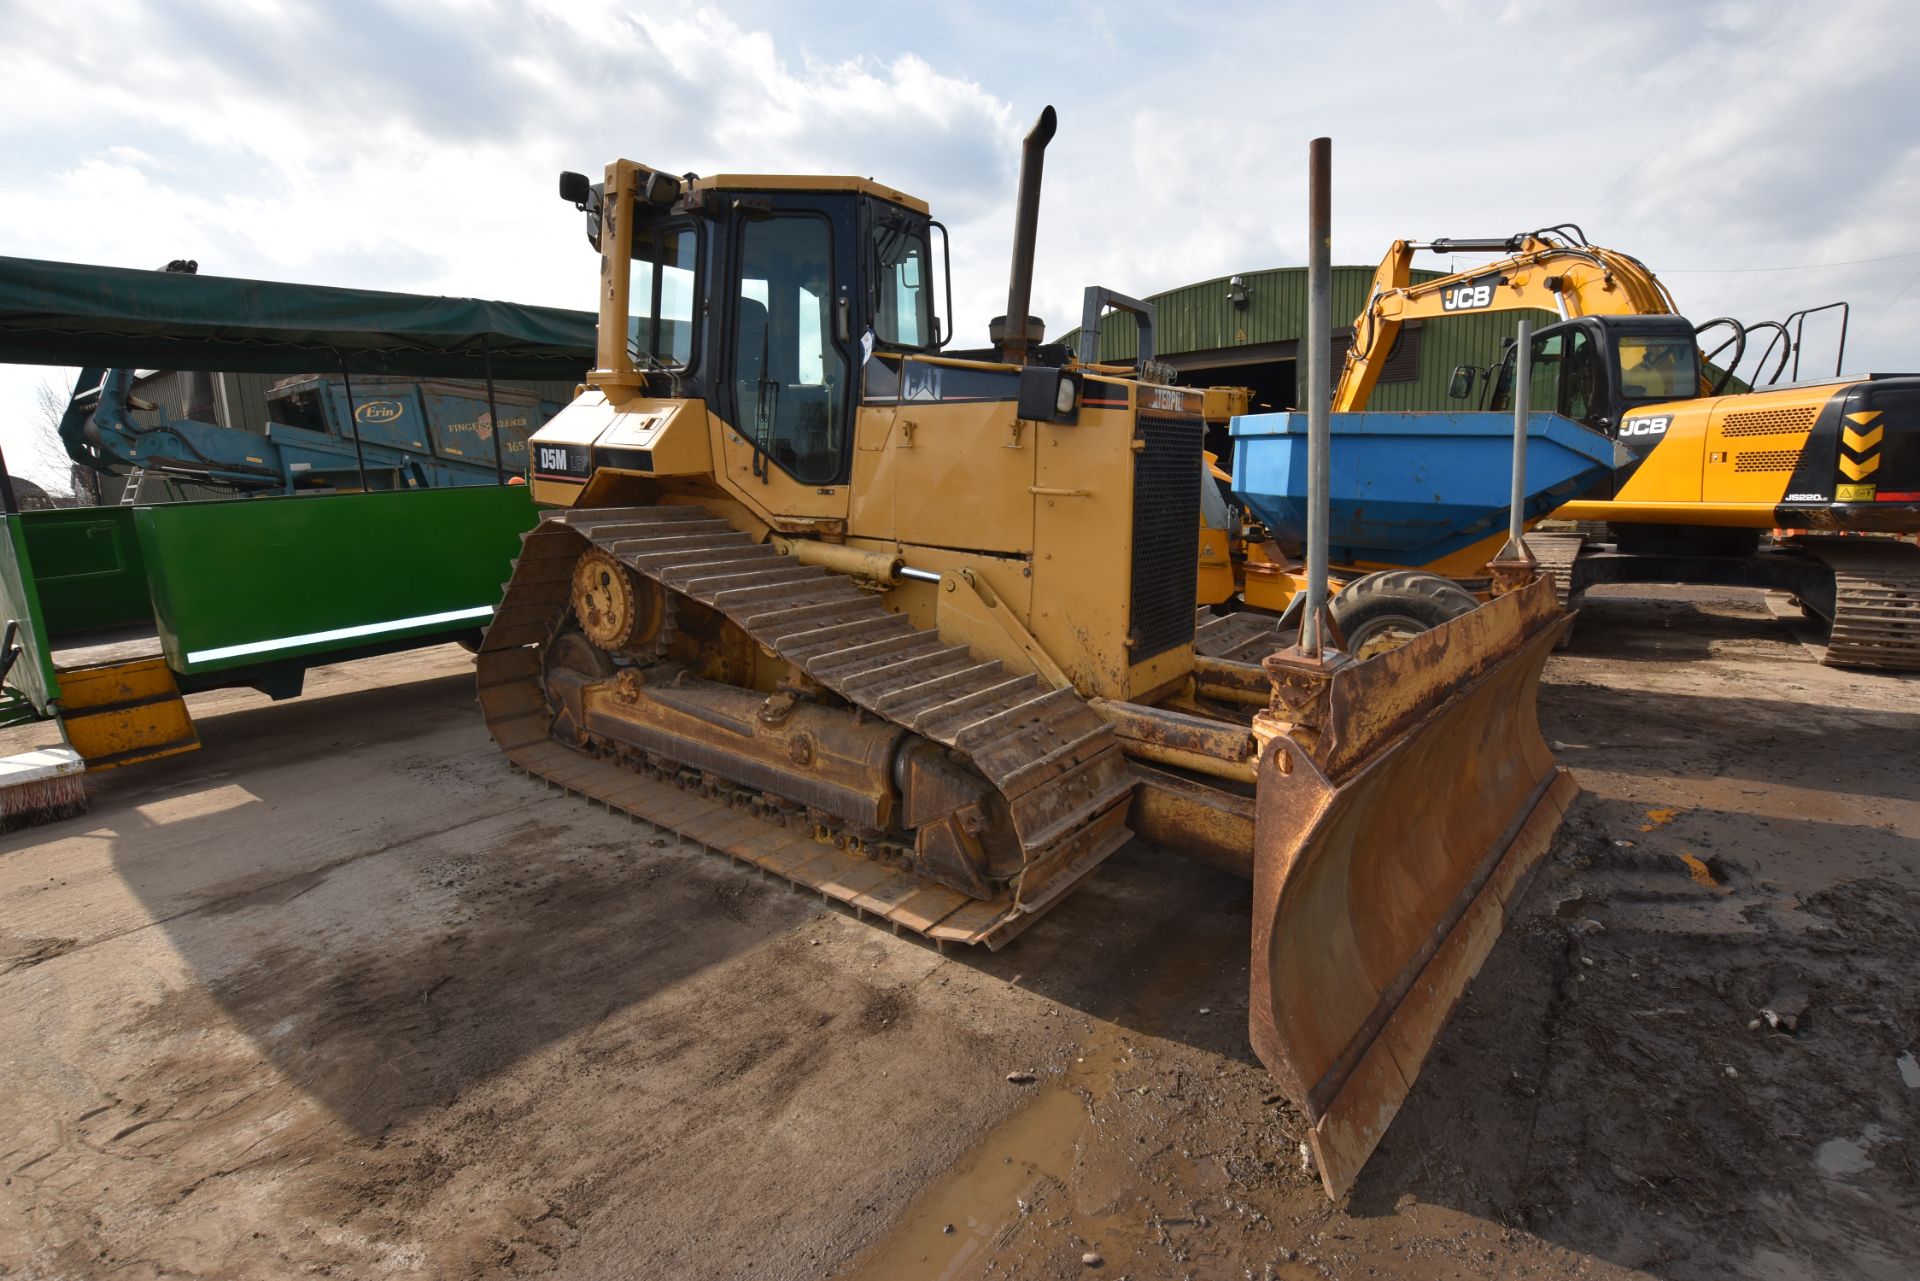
<box><xmin>1330</xmin><ymin>570</ymin><xmax>1479</xmax><ymax>657</ymax></box>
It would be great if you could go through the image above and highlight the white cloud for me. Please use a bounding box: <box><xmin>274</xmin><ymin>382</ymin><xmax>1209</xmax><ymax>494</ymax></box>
<box><xmin>1021</xmin><ymin>0</ymin><xmax>1920</xmax><ymax>386</ymax></box>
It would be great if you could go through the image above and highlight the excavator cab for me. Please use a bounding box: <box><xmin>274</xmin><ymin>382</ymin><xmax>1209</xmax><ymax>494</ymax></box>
<box><xmin>1488</xmin><ymin>314</ymin><xmax>1702</xmax><ymax>445</ymax></box>
<box><xmin>1484</xmin><ymin>316</ymin><xmax>1707</xmax><ymax>500</ymax></box>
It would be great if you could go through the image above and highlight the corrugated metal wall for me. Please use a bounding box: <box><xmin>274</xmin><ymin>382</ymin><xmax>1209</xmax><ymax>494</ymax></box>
<box><xmin>127</xmin><ymin>371</ymin><xmax>190</xmax><ymax>426</ymax></box>
<box><xmin>220</xmin><ymin>372</ymin><xmax>280</xmax><ymax>433</ymax></box>
<box><xmin>1366</xmin><ymin>307</ymin><xmax>1560</xmax><ymax>410</ymax></box>
<box><xmin>1067</xmin><ymin>266</ymin><xmax>1558</xmax><ymax>412</ymax></box>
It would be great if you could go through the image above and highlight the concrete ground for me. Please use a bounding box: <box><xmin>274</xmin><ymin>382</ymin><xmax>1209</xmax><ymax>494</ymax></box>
<box><xmin>2</xmin><ymin>584</ymin><xmax>1916</xmax><ymax>1280</ymax></box>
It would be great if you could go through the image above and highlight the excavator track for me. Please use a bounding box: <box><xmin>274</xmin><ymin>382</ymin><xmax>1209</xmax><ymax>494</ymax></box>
<box><xmin>1799</xmin><ymin>537</ymin><xmax>1920</xmax><ymax>671</ymax></box>
<box><xmin>476</xmin><ymin>506</ymin><xmax>1136</xmax><ymax>949</ymax></box>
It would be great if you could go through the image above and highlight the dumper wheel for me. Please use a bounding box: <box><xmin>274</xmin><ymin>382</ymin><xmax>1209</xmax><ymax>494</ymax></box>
<box><xmin>1330</xmin><ymin>570</ymin><xmax>1479</xmax><ymax>658</ymax></box>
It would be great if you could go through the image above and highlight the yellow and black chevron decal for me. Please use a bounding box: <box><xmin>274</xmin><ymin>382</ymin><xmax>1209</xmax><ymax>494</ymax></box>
<box><xmin>1839</xmin><ymin>409</ymin><xmax>1882</xmax><ymax>492</ymax></box>
<box><xmin>1774</xmin><ymin>380</ymin><xmax>1912</xmax><ymax>526</ymax></box>
<box><xmin>1774</xmin><ymin>379</ymin><xmax>1920</xmax><ymax>527</ymax></box>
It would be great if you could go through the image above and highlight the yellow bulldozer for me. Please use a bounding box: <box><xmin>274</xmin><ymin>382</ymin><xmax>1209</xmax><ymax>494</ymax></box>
<box><xmin>475</xmin><ymin>115</ymin><xmax>1577</xmax><ymax>1197</ymax></box>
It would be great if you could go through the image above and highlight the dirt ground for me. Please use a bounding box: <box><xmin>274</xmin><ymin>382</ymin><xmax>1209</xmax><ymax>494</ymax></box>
<box><xmin>2</xmin><ymin>583</ymin><xmax>1917</xmax><ymax>1280</ymax></box>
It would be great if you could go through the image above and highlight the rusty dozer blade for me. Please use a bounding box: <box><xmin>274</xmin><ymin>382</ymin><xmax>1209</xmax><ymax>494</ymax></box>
<box><xmin>1248</xmin><ymin>574</ymin><xmax>1578</xmax><ymax>1200</ymax></box>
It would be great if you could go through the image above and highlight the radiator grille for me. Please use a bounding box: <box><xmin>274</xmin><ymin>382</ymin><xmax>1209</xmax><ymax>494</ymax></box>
<box><xmin>1130</xmin><ymin>413</ymin><xmax>1204</xmax><ymax>661</ymax></box>
<box><xmin>1733</xmin><ymin>449</ymin><xmax>1801</xmax><ymax>472</ymax></box>
<box><xmin>1722</xmin><ymin>406</ymin><xmax>1818</xmax><ymax>437</ymax></box>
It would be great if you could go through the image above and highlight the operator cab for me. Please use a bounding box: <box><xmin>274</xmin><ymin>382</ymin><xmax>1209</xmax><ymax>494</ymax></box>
<box><xmin>556</xmin><ymin>165</ymin><xmax>951</xmax><ymax>491</ymax></box>
<box><xmin>1482</xmin><ymin>315</ymin><xmax>1702</xmax><ymax>448</ymax></box>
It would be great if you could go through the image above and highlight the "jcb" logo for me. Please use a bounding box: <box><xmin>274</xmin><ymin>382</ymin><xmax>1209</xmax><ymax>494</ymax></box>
<box><xmin>1440</xmin><ymin>283</ymin><xmax>1495</xmax><ymax>311</ymax></box>
<box><xmin>1620</xmin><ymin>416</ymin><xmax>1671</xmax><ymax>438</ymax></box>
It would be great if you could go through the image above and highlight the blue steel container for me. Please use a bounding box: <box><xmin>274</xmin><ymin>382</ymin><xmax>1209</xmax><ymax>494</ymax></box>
<box><xmin>1228</xmin><ymin>411</ymin><xmax>1618</xmax><ymax>567</ymax></box>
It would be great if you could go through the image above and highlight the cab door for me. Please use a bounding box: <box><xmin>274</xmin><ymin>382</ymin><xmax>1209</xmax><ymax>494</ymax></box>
<box><xmin>1502</xmin><ymin>321</ymin><xmax>1642</xmax><ymax>497</ymax></box>
<box><xmin>712</xmin><ymin>197</ymin><xmax>860</xmax><ymax>526</ymax></box>
<box><xmin>1536</xmin><ymin>324</ymin><xmax>1637</xmax><ymax>496</ymax></box>
<box><xmin>1608</xmin><ymin>325</ymin><xmax>1710</xmax><ymax>502</ymax></box>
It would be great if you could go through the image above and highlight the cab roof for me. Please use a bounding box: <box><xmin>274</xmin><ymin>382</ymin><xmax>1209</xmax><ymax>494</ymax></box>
<box><xmin>689</xmin><ymin>173</ymin><xmax>929</xmax><ymax>215</ymax></box>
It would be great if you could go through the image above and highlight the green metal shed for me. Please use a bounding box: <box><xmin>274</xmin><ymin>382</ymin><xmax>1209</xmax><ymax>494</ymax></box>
<box><xmin>1063</xmin><ymin>266</ymin><xmax>1558</xmax><ymax>415</ymax></box>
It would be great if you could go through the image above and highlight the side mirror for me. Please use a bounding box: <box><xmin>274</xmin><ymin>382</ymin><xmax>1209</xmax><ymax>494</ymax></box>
<box><xmin>1447</xmin><ymin>365</ymin><xmax>1476</xmax><ymax>399</ymax></box>
<box><xmin>559</xmin><ymin>171</ymin><xmax>592</xmax><ymax>207</ymax></box>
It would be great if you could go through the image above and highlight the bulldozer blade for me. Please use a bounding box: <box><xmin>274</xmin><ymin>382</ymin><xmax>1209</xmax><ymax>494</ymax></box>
<box><xmin>1249</xmin><ymin>575</ymin><xmax>1577</xmax><ymax>1200</ymax></box>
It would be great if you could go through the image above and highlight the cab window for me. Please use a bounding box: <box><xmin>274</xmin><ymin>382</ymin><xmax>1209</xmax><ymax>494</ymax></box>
<box><xmin>870</xmin><ymin>222</ymin><xmax>933</xmax><ymax>348</ymax></box>
<box><xmin>630</xmin><ymin>221</ymin><xmax>698</xmax><ymax>369</ymax></box>
<box><xmin>1494</xmin><ymin>327</ymin><xmax>1604</xmax><ymax>429</ymax></box>
<box><xmin>1562</xmin><ymin>329</ymin><xmax>1600</xmax><ymax>422</ymax></box>
<box><xmin>1617</xmin><ymin>334</ymin><xmax>1698</xmax><ymax>401</ymax></box>
<box><xmin>733</xmin><ymin>214</ymin><xmax>848</xmax><ymax>485</ymax></box>
<box><xmin>1525</xmin><ymin>333</ymin><xmax>1565</xmax><ymax>410</ymax></box>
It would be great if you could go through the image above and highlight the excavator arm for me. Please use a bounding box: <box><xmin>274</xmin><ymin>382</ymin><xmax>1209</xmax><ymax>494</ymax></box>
<box><xmin>1336</xmin><ymin>230</ymin><xmax>1679</xmax><ymax>412</ymax></box>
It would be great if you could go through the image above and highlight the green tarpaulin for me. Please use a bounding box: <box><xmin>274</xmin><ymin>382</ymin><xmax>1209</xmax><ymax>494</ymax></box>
<box><xmin>0</xmin><ymin>255</ymin><xmax>596</xmax><ymax>380</ymax></box>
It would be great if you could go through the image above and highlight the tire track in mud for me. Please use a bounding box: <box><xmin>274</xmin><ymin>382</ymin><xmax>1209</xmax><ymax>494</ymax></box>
<box><xmin>1425</xmin><ymin>791</ymin><xmax>1920</xmax><ymax>1276</ymax></box>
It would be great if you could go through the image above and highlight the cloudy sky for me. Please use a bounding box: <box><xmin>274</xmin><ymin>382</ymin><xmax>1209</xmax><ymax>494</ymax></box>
<box><xmin>3</xmin><ymin>0</ymin><xmax>1917</xmax><ymax>488</ymax></box>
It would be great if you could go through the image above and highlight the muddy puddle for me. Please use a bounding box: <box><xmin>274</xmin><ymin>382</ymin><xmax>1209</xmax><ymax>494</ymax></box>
<box><xmin>836</xmin><ymin>1024</ymin><xmax>1139</xmax><ymax>1279</ymax></box>
<box><xmin>835</xmin><ymin>907</ymin><xmax>1298</xmax><ymax>1279</ymax></box>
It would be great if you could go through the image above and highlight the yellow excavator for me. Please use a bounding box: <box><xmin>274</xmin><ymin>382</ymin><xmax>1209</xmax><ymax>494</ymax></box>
<box><xmin>478</xmin><ymin>115</ymin><xmax>1577</xmax><ymax>1198</ymax></box>
<box><xmin>1215</xmin><ymin>229</ymin><xmax>1920</xmax><ymax>669</ymax></box>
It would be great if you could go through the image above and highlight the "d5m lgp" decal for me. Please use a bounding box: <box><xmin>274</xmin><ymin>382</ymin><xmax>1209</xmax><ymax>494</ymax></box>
<box><xmin>533</xmin><ymin>443</ymin><xmax>591</xmax><ymax>478</ymax></box>
<box><xmin>1620</xmin><ymin>416</ymin><xmax>1671</xmax><ymax>438</ymax></box>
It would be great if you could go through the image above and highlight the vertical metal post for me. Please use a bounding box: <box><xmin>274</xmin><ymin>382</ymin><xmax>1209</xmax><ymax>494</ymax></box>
<box><xmin>484</xmin><ymin>336</ymin><xmax>506</xmax><ymax>486</ymax></box>
<box><xmin>1507</xmin><ymin>316</ymin><xmax>1533</xmax><ymax>548</ymax></box>
<box><xmin>1487</xmin><ymin>315</ymin><xmax>1540</xmax><ymax>594</ymax></box>
<box><xmin>337</xmin><ymin>356</ymin><xmax>370</xmax><ymax>493</ymax></box>
<box><xmin>1301</xmin><ymin>136</ymin><xmax>1333</xmax><ymax>656</ymax></box>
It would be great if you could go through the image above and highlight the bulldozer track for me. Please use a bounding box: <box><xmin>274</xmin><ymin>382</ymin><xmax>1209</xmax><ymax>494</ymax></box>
<box><xmin>1194</xmin><ymin>607</ymin><xmax>1293</xmax><ymax>662</ymax></box>
<box><xmin>1800</xmin><ymin>537</ymin><xmax>1920</xmax><ymax>671</ymax></box>
<box><xmin>476</xmin><ymin>506</ymin><xmax>1136</xmax><ymax>949</ymax></box>
<box><xmin>1524</xmin><ymin>533</ymin><xmax>1586</xmax><ymax>610</ymax></box>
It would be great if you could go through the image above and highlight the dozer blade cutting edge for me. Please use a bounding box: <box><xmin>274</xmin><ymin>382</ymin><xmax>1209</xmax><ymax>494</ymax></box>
<box><xmin>1248</xmin><ymin>574</ymin><xmax>1577</xmax><ymax>1199</ymax></box>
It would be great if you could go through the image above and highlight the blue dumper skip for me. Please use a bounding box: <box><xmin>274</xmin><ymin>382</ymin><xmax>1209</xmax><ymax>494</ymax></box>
<box><xmin>1229</xmin><ymin>411</ymin><xmax>1619</xmax><ymax>568</ymax></box>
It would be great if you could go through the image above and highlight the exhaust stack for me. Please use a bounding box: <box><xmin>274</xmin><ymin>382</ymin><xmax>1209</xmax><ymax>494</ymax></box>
<box><xmin>1001</xmin><ymin>106</ymin><xmax>1057</xmax><ymax>366</ymax></box>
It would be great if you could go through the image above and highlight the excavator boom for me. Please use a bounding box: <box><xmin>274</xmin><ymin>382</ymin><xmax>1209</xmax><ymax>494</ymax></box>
<box><xmin>1336</xmin><ymin>231</ymin><xmax>1677</xmax><ymax>412</ymax></box>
